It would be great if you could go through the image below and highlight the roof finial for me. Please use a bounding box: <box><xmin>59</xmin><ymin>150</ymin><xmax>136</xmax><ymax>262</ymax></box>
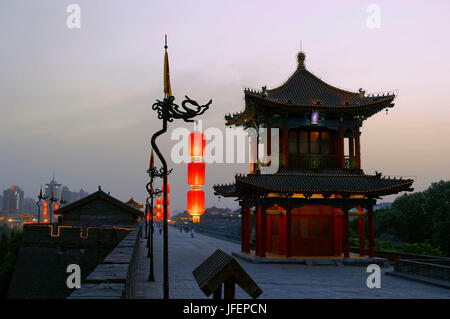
<box><xmin>164</xmin><ymin>34</ymin><xmax>168</xmax><ymax>50</ymax></box>
<box><xmin>297</xmin><ymin>51</ymin><xmax>305</xmax><ymax>69</ymax></box>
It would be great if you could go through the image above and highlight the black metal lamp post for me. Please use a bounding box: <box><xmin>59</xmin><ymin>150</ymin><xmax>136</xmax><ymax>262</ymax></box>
<box><xmin>151</xmin><ymin>94</ymin><xmax>211</xmax><ymax>299</ymax></box>
<box><xmin>145</xmin><ymin>166</ymin><xmax>164</xmax><ymax>282</ymax></box>
<box><xmin>36</xmin><ymin>188</ymin><xmax>48</xmax><ymax>224</ymax></box>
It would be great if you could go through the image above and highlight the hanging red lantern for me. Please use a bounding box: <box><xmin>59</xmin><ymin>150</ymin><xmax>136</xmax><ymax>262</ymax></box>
<box><xmin>156</xmin><ymin>197</ymin><xmax>162</xmax><ymax>205</ymax></box>
<box><xmin>188</xmin><ymin>132</ymin><xmax>206</xmax><ymax>158</ymax></box>
<box><xmin>146</xmin><ymin>212</ymin><xmax>150</xmax><ymax>221</ymax></box>
<box><xmin>187</xmin><ymin>188</ymin><xmax>205</xmax><ymax>223</ymax></box>
<box><xmin>43</xmin><ymin>201</ymin><xmax>48</xmax><ymax>219</ymax></box>
<box><xmin>156</xmin><ymin>211</ymin><xmax>161</xmax><ymax>222</ymax></box>
<box><xmin>188</xmin><ymin>162</ymin><xmax>205</xmax><ymax>187</ymax></box>
<box><xmin>156</xmin><ymin>203</ymin><xmax>161</xmax><ymax>213</ymax></box>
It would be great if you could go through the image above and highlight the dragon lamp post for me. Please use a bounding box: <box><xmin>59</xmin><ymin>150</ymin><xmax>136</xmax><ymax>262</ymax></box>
<box><xmin>151</xmin><ymin>95</ymin><xmax>211</xmax><ymax>299</ymax></box>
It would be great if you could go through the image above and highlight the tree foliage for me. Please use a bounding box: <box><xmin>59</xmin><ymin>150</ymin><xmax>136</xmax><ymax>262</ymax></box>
<box><xmin>373</xmin><ymin>180</ymin><xmax>450</xmax><ymax>256</ymax></box>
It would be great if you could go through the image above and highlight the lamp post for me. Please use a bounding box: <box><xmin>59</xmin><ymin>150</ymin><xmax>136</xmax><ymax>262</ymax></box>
<box><xmin>145</xmin><ymin>166</ymin><xmax>164</xmax><ymax>282</ymax></box>
<box><xmin>150</xmin><ymin>36</ymin><xmax>211</xmax><ymax>298</ymax></box>
<box><xmin>36</xmin><ymin>186</ymin><xmax>48</xmax><ymax>224</ymax></box>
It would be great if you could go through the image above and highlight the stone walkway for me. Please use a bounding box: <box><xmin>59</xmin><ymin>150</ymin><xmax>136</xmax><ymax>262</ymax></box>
<box><xmin>133</xmin><ymin>226</ymin><xmax>450</xmax><ymax>299</ymax></box>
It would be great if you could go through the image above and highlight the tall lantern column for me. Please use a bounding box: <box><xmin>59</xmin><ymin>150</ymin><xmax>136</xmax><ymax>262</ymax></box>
<box><xmin>187</xmin><ymin>132</ymin><xmax>206</xmax><ymax>223</ymax></box>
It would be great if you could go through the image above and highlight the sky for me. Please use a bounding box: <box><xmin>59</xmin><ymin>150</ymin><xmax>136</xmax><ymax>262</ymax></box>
<box><xmin>1</xmin><ymin>0</ymin><xmax>450</xmax><ymax>213</ymax></box>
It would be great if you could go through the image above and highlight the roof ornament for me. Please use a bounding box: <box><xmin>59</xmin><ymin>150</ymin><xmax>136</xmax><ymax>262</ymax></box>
<box><xmin>297</xmin><ymin>51</ymin><xmax>306</xmax><ymax>69</ymax></box>
<box><xmin>261</xmin><ymin>86</ymin><xmax>268</xmax><ymax>97</ymax></box>
<box><xmin>358</xmin><ymin>88</ymin><xmax>366</xmax><ymax>97</ymax></box>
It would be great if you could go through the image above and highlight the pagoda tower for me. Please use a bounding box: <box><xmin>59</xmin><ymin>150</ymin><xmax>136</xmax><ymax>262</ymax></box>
<box><xmin>214</xmin><ymin>52</ymin><xmax>414</xmax><ymax>258</ymax></box>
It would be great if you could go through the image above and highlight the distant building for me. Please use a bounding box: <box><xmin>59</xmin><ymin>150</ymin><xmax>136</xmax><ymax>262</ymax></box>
<box><xmin>125</xmin><ymin>197</ymin><xmax>144</xmax><ymax>211</ymax></box>
<box><xmin>44</xmin><ymin>173</ymin><xmax>62</xmax><ymax>202</ymax></box>
<box><xmin>55</xmin><ymin>187</ymin><xmax>142</xmax><ymax>227</ymax></box>
<box><xmin>8</xmin><ymin>186</ymin><xmax>142</xmax><ymax>299</ymax></box>
<box><xmin>60</xmin><ymin>186</ymin><xmax>89</xmax><ymax>204</ymax></box>
<box><xmin>2</xmin><ymin>185</ymin><xmax>24</xmax><ymax>214</ymax></box>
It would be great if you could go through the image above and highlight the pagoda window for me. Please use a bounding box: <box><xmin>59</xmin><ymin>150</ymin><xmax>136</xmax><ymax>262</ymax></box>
<box><xmin>299</xmin><ymin>131</ymin><xmax>308</xmax><ymax>153</ymax></box>
<box><xmin>288</xmin><ymin>129</ymin><xmax>331</xmax><ymax>155</ymax></box>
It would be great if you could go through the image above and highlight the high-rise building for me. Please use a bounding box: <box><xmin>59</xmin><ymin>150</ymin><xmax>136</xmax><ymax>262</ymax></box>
<box><xmin>2</xmin><ymin>185</ymin><xmax>24</xmax><ymax>213</ymax></box>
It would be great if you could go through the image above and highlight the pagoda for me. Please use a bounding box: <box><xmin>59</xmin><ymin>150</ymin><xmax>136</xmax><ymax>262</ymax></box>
<box><xmin>214</xmin><ymin>52</ymin><xmax>414</xmax><ymax>258</ymax></box>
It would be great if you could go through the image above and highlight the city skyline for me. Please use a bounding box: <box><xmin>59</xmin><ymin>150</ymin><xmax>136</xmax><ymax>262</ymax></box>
<box><xmin>1</xmin><ymin>1</ymin><xmax>450</xmax><ymax>212</ymax></box>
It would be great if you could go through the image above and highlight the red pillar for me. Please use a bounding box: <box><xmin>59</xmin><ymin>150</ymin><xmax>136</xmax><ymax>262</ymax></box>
<box><xmin>333</xmin><ymin>208</ymin><xmax>340</xmax><ymax>256</ymax></box>
<box><xmin>255</xmin><ymin>205</ymin><xmax>261</xmax><ymax>256</ymax></box>
<box><xmin>354</xmin><ymin>127</ymin><xmax>361</xmax><ymax>169</ymax></box>
<box><xmin>338</xmin><ymin>126</ymin><xmax>345</xmax><ymax>169</ymax></box>
<box><xmin>286</xmin><ymin>203</ymin><xmax>292</xmax><ymax>257</ymax></box>
<box><xmin>261</xmin><ymin>205</ymin><xmax>267</xmax><ymax>258</ymax></box>
<box><xmin>282</xmin><ymin>124</ymin><xmax>289</xmax><ymax>168</ymax></box>
<box><xmin>266</xmin><ymin>213</ymin><xmax>272</xmax><ymax>253</ymax></box>
<box><xmin>358</xmin><ymin>215</ymin><xmax>365</xmax><ymax>256</ymax></box>
<box><xmin>279</xmin><ymin>214</ymin><xmax>286</xmax><ymax>255</ymax></box>
<box><xmin>241</xmin><ymin>207</ymin><xmax>250</xmax><ymax>253</ymax></box>
<box><xmin>342</xmin><ymin>207</ymin><xmax>349</xmax><ymax>257</ymax></box>
<box><xmin>368</xmin><ymin>204</ymin><xmax>375</xmax><ymax>257</ymax></box>
<box><xmin>266</xmin><ymin>124</ymin><xmax>272</xmax><ymax>166</ymax></box>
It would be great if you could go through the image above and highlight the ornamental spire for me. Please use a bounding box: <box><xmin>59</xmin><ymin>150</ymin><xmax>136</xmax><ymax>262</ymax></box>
<box><xmin>297</xmin><ymin>51</ymin><xmax>305</xmax><ymax>69</ymax></box>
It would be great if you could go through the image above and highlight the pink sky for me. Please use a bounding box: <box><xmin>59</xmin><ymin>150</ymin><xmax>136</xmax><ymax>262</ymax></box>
<box><xmin>1</xmin><ymin>0</ymin><xmax>450</xmax><ymax>211</ymax></box>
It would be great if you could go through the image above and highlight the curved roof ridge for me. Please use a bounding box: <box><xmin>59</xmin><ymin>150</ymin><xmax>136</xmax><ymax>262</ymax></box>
<box><xmin>266</xmin><ymin>66</ymin><xmax>360</xmax><ymax>98</ymax></box>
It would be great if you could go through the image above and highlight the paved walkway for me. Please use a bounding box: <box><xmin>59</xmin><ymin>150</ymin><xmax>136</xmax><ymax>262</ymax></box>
<box><xmin>133</xmin><ymin>226</ymin><xmax>450</xmax><ymax>299</ymax></box>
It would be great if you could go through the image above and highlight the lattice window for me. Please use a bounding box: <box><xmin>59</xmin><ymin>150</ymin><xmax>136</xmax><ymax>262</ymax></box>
<box><xmin>288</xmin><ymin>130</ymin><xmax>298</xmax><ymax>154</ymax></box>
<box><xmin>321</xmin><ymin>132</ymin><xmax>330</xmax><ymax>154</ymax></box>
<box><xmin>310</xmin><ymin>132</ymin><xmax>320</xmax><ymax>154</ymax></box>
<box><xmin>299</xmin><ymin>131</ymin><xmax>308</xmax><ymax>153</ymax></box>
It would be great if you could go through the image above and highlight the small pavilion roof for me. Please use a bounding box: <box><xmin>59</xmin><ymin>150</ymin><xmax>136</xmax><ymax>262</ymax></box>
<box><xmin>225</xmin><ymin>52</ymin><xmax>396</xmax><ymax>125</ymax></box>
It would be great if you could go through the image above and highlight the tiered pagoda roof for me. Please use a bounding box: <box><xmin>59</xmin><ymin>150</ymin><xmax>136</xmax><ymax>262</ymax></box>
<box><xmin>225</xmin><ymin>52</ymin><xmax>396</xmax><ymax>126</ymax></box>
<box><xmin>214</xmin><ymin>169</ymin><xmax>414</xmax><ymax>198</ymax></box>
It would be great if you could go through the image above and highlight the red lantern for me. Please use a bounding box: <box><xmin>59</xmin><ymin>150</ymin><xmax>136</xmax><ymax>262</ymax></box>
<box><xmin>187</xmin><ymin>189</ymin><xmax>205</xmax><ymax>223</ymax></box>
<box><xmin>146</xmin><ymin>213</ymin><xmax>150</xmax><ymax>221</ymax></box>
<box><xmin>156</xmin><ymin>203</ymin><xmax>161</xmax><ymax>213</ymax></box>
<box><xmin>156</xmin><ymin>197</ymin><xmax>162</xmax><ymax>205</ymax></box>
<box><xmin>156</xmin><ymin>211</ymin><xmax>161</xmax><ymax>222</ymax></box>
<box><xmin>188</xmin><ymin>162</ymin><xmax>205</xmax><ymax>187</ymax></box>
<box><xmin>43</xmin><ymin>201</ymin><xmax>48</xmax><ymax>219</ymax></box>
<box><xmin>188</xmin><ymin>132</ymin><xmax>206</xmax><ymax>158</ymax></box>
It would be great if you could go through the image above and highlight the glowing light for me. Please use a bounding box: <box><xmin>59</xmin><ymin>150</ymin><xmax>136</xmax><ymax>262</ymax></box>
<box><xmin>188</xmin><ymin>132</ymin><xmax>206</xmax><ymax>158</ymax></box>
<box><xmin>188</xmin><ymin>162</ymin><xmax>205</xmax><ymax>187</ymax></box>
<box><xmin>187</xmin><ymin>189</ymin><xmax>205</xmax><ymax>223</ymax></box>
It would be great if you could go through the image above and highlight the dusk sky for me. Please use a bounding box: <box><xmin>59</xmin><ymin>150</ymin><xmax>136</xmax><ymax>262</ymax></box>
<box><xmin>1</xmin><ymin>0</ymin><xmax>450</xmax><ymax>213</ymax></box>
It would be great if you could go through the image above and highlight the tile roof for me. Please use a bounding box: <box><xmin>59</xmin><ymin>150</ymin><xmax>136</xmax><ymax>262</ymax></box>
<box><xmin>214</xmin><ymin>170</ymin><xmax>414</xmax><ymax>198</ymax></box>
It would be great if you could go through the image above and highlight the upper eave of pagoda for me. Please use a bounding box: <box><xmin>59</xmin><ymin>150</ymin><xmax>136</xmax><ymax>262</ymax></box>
<box><xmin>244</xmin><ymin>51</ymin><xmax>396</xmax><ymax>110</ymax></box>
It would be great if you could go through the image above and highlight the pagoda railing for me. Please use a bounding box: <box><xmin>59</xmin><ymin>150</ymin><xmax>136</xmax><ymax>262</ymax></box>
<box><xmin>287</xmin><ymin>154</ymin><xmax>338</xmax><ymax>169</ymax></box>
<box><xmin>344</xmin><ymin>156</ymin><xmax>356</xmax><ymax>169</ymax></box>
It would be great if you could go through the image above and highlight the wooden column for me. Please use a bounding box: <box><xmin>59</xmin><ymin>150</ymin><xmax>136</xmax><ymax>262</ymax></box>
<box><xmin>286</xmin><ymin>202</ymin><xmax>292</xmax><ymax>257</ymax></box>
<box><xmin>368</xmin><ymin>204</ymin><xmax>375</xmax><ymax>257</ymax></box>
<box><xmin>261</xmin><ymin>205</ymin><xmax>267</xmax><ymax>258</ymax></box>
<box><xmin>282</xmin><ymin>124</ymin><xmax>289</xmax><ymax>168</ymax></box>
<box><xmin>358</xmin><ymin>215</ymin><xmax>365</xmax><ymax>256</ymax></box>
<box><xmin>266</xmin><ymin>213</ymin><xmax>272</xmax><ymax>253</ymax></box>
<box><xmin>333</xmin><ymin>208</ymin><xmax>340</xmax><ymax>256</ymax></box>
<box><xmin>266</xmin><ymin>124</ymin><xmax>272</xmax><ymax>166</ymax></box>
<box><xmin>241</xmin><ymin>206</ymin><xmax>250</xmax><ymax>253</ymax></box>
<box><xmin>255</xmin><ymin>205</ymin><xmax>262</xmax><ymax>256</ymax></box>
<box><xmin>354</xmin><ymin>127</ymin><xmax>361</xmax><ymax>169</ymax></box>
<box><xmin>342</xmin><ymin>207</ymin><xmax>349</xmax><ymax>257</ymax></box>
<box><xmin>338</xmin><ymin>126</ymin><xmax>345</xmax><ymax>169</ymax></box>
<box><xmin>349</xmin><ymin>137</ymin><xmax>355</xmax><ymax>157</ymax></box>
